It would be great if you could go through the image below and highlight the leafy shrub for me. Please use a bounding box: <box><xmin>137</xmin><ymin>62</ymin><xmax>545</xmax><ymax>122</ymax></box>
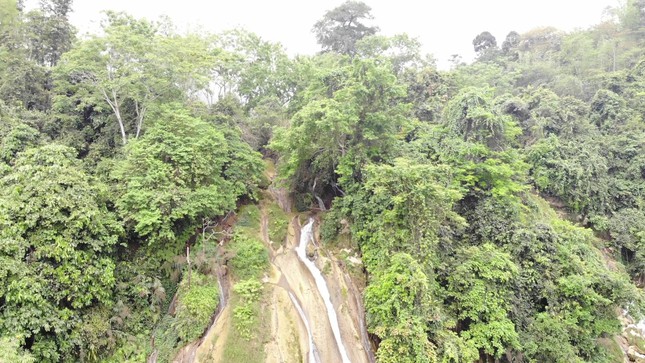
<box><xmin>229</xmin><ymin>234</ymin><xmax>268</xmax><ymax>280</ymax></box>
<box><xmin>232</xmin><ymin>278</ymin><xmax>263</xmax><ymax>340</ymax></box>
<box><xmin>173</xmin><ymin>273</ymin><xmax>220</xmax><ymax>342</ymax></box>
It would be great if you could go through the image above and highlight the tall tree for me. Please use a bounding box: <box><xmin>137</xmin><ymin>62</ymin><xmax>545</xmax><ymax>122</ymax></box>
<box><xmin>313</xmin><ymin>0</ymin><xmax>379</xmax><ymax>56</ymax></box>
<box><xmin>501</xmin><ymin>31</ymin><xmax>520</xmax><ymax>60</ymax></box>
<box><xmin>271</xmin><ymin>57</ymin><xmax>411</xmax><ymax>199</ymax></box>
<box><xmin>54</xmin><ymin>12</ymin><xmax>212</xmax><ymax>145</ymax></box>
<box><xmin>473</xmin><ymin>31</ymin><xmax>498</xmax><ymax>54</ymax></box>
<box><xmin>207</xmin><ymin>29</ymin><xmax>295</xmax><ymax>109</ymax></box>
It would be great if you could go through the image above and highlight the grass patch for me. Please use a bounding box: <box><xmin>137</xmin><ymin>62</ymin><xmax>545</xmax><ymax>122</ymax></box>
<box><xmin>597</xmin><ymin>336</ymin><xmax>626</xmax><ymax>363</ymax></box>
<box><xmin>236</xmin><ymin>204</ymin><xmax>261</xmax><ymax>233</ymax></box>
<box><xmin>221</xmin><ymin>201</ymin><xmax>272</xmax><ymax>362</ymax></box>
<box><xmin>221</xmin><ymin>279</ymin><xmax>270</xmax><ymax>363</ymax></box>
<box><xmin>152</xmin><ymin>315</ymin><xmax>180</xmax><ymax>363</ymax></box>
<box><xmin>228</xmin><ymin>233</ymin><xmax>268</xmax><ymax>280</ymax></box>
<box><xmin>232</xmin><ymin>278</ymin><xmax>263</xmax><ymax>339</ymax></box>
<box><xmin>263</xmin><ymin>159</ymin><xmax>276</xmax><ymax>180</ymax></box>
<box><xmin>267</xmin><ymin>202</ymin><xmax>289</xmax><ymax>246</ymax></box>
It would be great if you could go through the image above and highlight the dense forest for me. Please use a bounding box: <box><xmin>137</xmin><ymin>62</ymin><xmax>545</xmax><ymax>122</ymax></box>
<box><xmin>1</xmin><ymin>0</ymin><xmax>645</xmax><ymax>362</ymax></box>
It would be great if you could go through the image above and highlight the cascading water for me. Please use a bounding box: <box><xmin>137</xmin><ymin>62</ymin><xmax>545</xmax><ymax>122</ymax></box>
<box><xmin>296</xmin><ymin>218</ymin><xmax>351</xmax><ymax>363</ymax></box>
<box><xmin>289</xmin><ymin>292</ymin><xmax>320</xmax><ymax>363</ymax></box>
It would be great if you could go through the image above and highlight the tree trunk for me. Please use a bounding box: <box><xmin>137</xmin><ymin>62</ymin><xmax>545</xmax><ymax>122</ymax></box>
<box><xmin>135</xmin><ymin>101</ymin><xmax>146</xmax><ymax>139</ymax></box>
<box><xmin>187</xmin><ymin>245</ymin><xmax>191</xmax><ymax>288</ymax></box>
<box><xmin>101</xmin><ymin>88</ymin><xmax>127</xmax><ymax>145</ymax></box>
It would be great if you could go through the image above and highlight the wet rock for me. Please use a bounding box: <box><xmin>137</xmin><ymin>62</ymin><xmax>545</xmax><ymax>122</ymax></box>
<box><xmin>340</xmin><ymin>219</ymin><xmax>350</xmax><ymax>234</ymax></box>
<box><xmin>306</xmin><ymin>243</ymin><xmax>316</xmax><ymax>260</ymax></box>
<box><xmin>628</xmin><ymin>346</ymin><xmax>645</xmax><ymax>362</ymax></box>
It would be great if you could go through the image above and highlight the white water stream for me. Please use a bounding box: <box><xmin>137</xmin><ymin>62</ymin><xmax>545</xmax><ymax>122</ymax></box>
<box><xmin>296</xmin><ymin>219</ymin><xmax>351</xmax><ymax>363</ymax></box>
<box><xmin>289</xmin><ymin>291</ymin><xmax>320</xmax><ymax>363</ymax></box>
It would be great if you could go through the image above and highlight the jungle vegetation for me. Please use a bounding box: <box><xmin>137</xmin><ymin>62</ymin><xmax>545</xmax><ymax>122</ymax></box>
<box><xmin>1</xmin><ymin>0</ymin><xmax>644</xmax><ymax>362</ymax></box>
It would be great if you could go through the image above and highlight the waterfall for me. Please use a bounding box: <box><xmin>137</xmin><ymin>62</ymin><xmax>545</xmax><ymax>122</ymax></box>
<box><xmin>296</xmin><ymin>218</ymin><xmax>351</xmax><ymax>363</ymax></box>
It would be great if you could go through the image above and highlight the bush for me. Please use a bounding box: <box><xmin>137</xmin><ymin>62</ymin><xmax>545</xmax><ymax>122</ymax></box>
<box><xmin>232</xmin><ymin>278</ymin><xmax>263</xmax><ymax>340</ymax></box>
<box><xmin>174</xmin><ymin>273</ymin><xmax>220</xmax><ymax>342</ymax></box>
<box><xmin>229</xmin><ymin>233</ymin><xmax>268</xmax><ymax>280</ymax></box>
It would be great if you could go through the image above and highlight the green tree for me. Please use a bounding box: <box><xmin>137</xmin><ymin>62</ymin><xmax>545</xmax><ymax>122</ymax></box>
<box><xmin>23</xmin><ymin>0</ymin><xmax>75</xmax><ymax>67</ymax></box>
<box><xmin>0</xmin><ymin>0</ymin><xmax>72</xmax><ymax>111</ymax></box>
<box><xmin>0</xmin><ymin>104</ymin><xmax>41</xmax><ymax>165</ymax></box>
<box><xmin>114</xmin><ymin>104</ymin><xmax>262</xmax><ymax>247</ymax></box>
<box><xmin>443</xmin><ymin>87</ymin><xmax>517</xmax><ymax>150</ymax></box>
<box><xmin>271</xmin><ymin>57</ymin><xmax>411</xmax><ymax>201</ymax></box>
<box><xmin>352</xmin><ymin>158</ymin><xmax>464</xmax><ymax>270</ymax></box>
<box><xmin>313</xmin><ymin>1</ymin><xmax>379</xmax><ymax>56</ymax></box>
<box><xmin>54</xmin><ymin>12</ymin><xmax>212</xmax><ymax>145</ymax></box>
<box><xmin>356</xmin><ymin>33</ymin><xmax>427</xmax><ymax>74</ymax></box>
<box><xmin>501</xmin><ymin>31</ymin><xmax>520</xmax><ymax>59</ymax></box>
<box><xmin>366</xmin><ymin>253</ymin><xmax>437</xmax><ymax>363</ymax></box>
<box><xmin>447</xmin><ymin>243</ymin><xmax>520</xmax><ymax>360</ymax></box>
<box><xmin>208</xmin><ymin>29</ymin><xmax>295</xmax><ymax>110</ymax></box>
<box><xmin>0</xmin><ymin>144</ymin><xmax>122</xmax><ymax>362</ymax></box>
<box><xmin>472</xmin><ymin>31</ymin><xmax>499</xmax><ymax>60</ymax></box>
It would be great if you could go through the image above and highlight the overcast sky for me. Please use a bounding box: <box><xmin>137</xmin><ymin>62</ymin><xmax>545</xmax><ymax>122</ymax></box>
<box><xmin>59</xmin><ymin>0</ymin><xmax>619</xmax><ymax>69</ymax></box>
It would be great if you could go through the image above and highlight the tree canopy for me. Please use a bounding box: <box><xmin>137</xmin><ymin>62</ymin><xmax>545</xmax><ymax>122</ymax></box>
<box><xmin>313</xmin><ymin>0</ymin><xmax>379</xmax><ymax>56</ymax></box>
<box><xmin>1</xmin><ymin>1</ymin><xmax>645</xmax><ymax>362</ymax></box>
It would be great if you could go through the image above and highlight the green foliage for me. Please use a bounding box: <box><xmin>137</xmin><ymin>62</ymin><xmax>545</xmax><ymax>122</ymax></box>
<box><xmin>0</xmin><ymin>104</ymin><xmax>42</xmax><ymax>164</ymax></box>
<box><xmin>271</xmin><ymin>56</ymin><xmax>412</xmax><ymax>199</ymax></box>
<box><xmin>350</xmin><ymin>158</ymin><xmax>464</xmax><ymax>270</ymax></box>
<box><xmin>53</xmin><ymin>12</ymin><xmax>212</xmax><ymax>145</ymax></box>
<box><xmin>1</xmin><ymin>3</ymin><xmax>645</xmax><ymax>362</ymax></box>
<box><xmin>228</xmin><ymin>233</ymin><xmax>269</xmax><ymax>280</ymax></box>
<box><xmin>443</xmin><ymin>87</ymin><xmax>518</xmax><ymax>150</ymax></box>
<box><xmin>149</xmin><ymin>270</ymin><xmax>218</xmax><ymax>363</ymax></box>
<box><xmin>0</xmin><ymin>336</ymin><xmax>35</xmax><ymax>363</ymax></box>
<box><xmin>151</xmin><ymin>315</ymin><xmax>180</xmax><ymax>363</ymax></box>
<box><xmin>447</xmin><ymin>244</ymin><xmax>520</xmax><ymax>358</ymax></box>
<box><xmin>209</xmin><ymin>29</ymin><xmax>296</xmax><ymax>110</ymax></box>
<box><xmin>527</xmin><ymin>135</ymin><xmax>611</xmax><ymax>216</ymax></box>
<box><xmin>101</xmin><ymin>335</ymin><xmax>148</xmax><ymax>363</ymax></box>
<box><xmin>266</xmin><ymin>201</ymin><xmax>289</xmax><ymax>245</ymax></box>
<box><xmin>356</xmin><ymin>33</ymin><xmax>427</xmax><ymax>74</ymax></box>
<box><xmin>313</xmin><ymin>1</ymin><xmax>379</xmax><ymax>56</ymax></box>
<box><xmin>365</xmin><ymin>253</ymin><xmax>437</xmax><ymax>363</ymax></box>
<box><xmin>232</xmin><ymin>278</ymin><xmax>263</xmax><ymax>339</ymax></box>
<box><xmin>319</xmin><ymin>206</ymin><xmax>346</xmax><ymax>244</ymax></box>
<box><xmin>0</xmin><ymin>144</ymin><xmax>122</xmax><ymax>361</ymax></box>
<box><xmin>590</xmin><ymin>89</ymin><xmax>632</xmax><ymax>129</ymax></box>
<box><xmin>173</xmin><ymin>273</ymin><xmax>219</xmax><ymax>342</ymax></box>
<box><xmin>114</xmin><ymin>105</ymin><xmax>261</xmax><ymax>247</ymax></box>
<box><xmin>236</xmin><ymin>204</ymin><xmax>262</xmax><ymax>230</ymax></box>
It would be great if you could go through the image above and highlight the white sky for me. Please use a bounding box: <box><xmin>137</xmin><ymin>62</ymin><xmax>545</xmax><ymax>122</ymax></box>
<box><xmin>58</xmin><ymin>0</ymin><xmax>619</xmax><ymax>69</ymax></box>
